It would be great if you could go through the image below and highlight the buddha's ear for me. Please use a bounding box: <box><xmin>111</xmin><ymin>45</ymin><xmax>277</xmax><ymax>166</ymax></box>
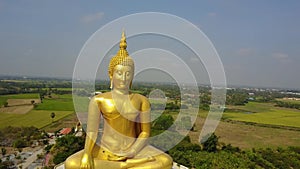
<box><xmin>109</xmin><ymin>76</ymin><xmax>113</xmax><ymax>89</ymax></box>
<box><xmin>129</xmin><ymin>81</ymin><xmax>132</xmax><ymax>89</ymax></box>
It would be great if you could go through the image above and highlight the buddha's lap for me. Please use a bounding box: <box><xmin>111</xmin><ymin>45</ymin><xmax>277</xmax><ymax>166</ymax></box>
<box><xmin>65</xmin><ymin>145</ymin><xmax>172</xmax><ymax>167</ymax></box>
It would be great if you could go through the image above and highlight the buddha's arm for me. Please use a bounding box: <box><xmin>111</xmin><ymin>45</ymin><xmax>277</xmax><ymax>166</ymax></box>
<box><xmin>129</xmin><ymin>98</ymin><xmax>151</xmax><ymax>155</ymax></box>
<box><xmin>80</xmin><ymin>97</ymin><xmax>101</xmax><ymax>168</ymax></box>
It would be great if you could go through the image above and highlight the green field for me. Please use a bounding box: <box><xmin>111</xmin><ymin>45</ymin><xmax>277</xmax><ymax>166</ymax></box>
<box><xmin>276</xmin><ymin>98</ymin><xmax>300</xmax><ymax>104</ymax></box>
<box><xmin>0</xmin><ymin>93</ymin><xmax>40</xmax><ymax>106</ymax></box>
<box><xmin>35</xmin><ymin>94</ymin><xmax>75</xmax><ymax>111</ymax></box>
<box><xmin>0</xmin><ymin>110</ymin><xmax>74</xmax><ymax>128</ymax></box>
<box><xmin>42</xmin><ymin>87</ymin><xmax>73</xmax><ymax>91</ymax></box>
<box><xmin>0</xmin><ymin>93</ymin><xmax>83</xmax><ymax>129</ymax></box>
<box><xmin>190</xmin><ymin>116</ymin><xmax>300</xmax><ymax>149</ymax></box>
<box><xmin>224</xmin><ymin>102</ymin><xmax>300</xmax><ymax>128</ymax></box>
<box><xmin>1</xmin><ymin>93</ymin><xmax>300</xmax><ymax>149</ymax></box>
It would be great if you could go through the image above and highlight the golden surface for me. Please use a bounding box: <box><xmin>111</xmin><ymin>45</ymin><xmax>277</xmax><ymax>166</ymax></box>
<box><xmin>65</xmin><ymin>32</ymin><xmax>172</xmax><ymax>169</ymax></box>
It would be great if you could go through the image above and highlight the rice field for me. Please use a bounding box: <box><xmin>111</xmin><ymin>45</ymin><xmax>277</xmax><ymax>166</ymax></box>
<box><xmin>0</xmin><ymin>93</ymin><xmax>79</xmax><ymax>129</ymax></box>
<box><xmin>223</xmin><ymin>102</ymin><xmax>300</xmax><ymax>128</ymax></box>
<box><xmin>0</xmin><ymin>110</ymin><xmax>74</xmax><ymax>128</ymax></box>
<box><xmin>0</xmin><ymin>93</ymin><xmax>40</xmax><ymax>106</ymax></box>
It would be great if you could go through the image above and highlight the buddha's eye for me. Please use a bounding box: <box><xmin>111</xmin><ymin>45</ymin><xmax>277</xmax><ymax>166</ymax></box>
<box><xmin>117</xmin><ymin>71</ymin><xmax>122</xmax><ymax>75</ymax></box>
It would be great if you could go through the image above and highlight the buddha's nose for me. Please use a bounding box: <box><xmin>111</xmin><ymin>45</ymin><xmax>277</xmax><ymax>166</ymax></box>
<box><xmin>122</xmin><ymin>74</ymin><xmax>126</xmax><ymax>81</ymax></box>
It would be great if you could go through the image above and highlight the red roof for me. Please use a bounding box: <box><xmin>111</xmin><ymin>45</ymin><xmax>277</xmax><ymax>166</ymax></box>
<box><xmin>60</xmin><ymin>128</ymin><xmax>72</xmax><ymax>135</ymax></box>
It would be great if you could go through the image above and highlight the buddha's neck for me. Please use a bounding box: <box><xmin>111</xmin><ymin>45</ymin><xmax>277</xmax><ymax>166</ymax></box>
<box><xmin>112</xmin><ymin>89</ymin><xmax>130</xmax><ymax>95</ymax></box>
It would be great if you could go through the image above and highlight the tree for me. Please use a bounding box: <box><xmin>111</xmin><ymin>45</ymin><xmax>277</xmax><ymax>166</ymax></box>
<box><xmin>3</xmin><ymin>102</ymin><xmax>8</xmax><ymax>107</ymax></box>
<box><xmin>202</xmin><ymin>133</ymin><xmax>219</xmax><ymax>152</ymax></box>
<box><xmin>152</xmin><ymin>114</ymin><xmax>174</xmax><ymax>130</ymax></box>
<box><xmin>52</xmin><ymin>135</ymin><xmax>85</xmax><ymax>164</ymax></box>
<box><xmin>50</xmin><ymin>112</ymin><xmax>56</xmax><ymax>123</ymax></box>
<box><xmin>0</xmin><ymin>160</ymin><xmax>14</xmax><ymax>169</ymax></box>
<box><xmin>1</xmin><ymin>148</ymin><xmax>6</xmax><ymax>156</ymax></box>
<box><xmin>226</xmin><ymin>89</ymin><xmax>248</xmax><ymax>105</ymax></box>
<box><xmin>13</xmin><ymin>139</ymin><xmax>27</xmax><ymax>148</ymax></box>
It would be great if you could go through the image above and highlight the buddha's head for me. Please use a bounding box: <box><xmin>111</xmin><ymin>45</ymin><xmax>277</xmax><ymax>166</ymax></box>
<box><xmin>108</xmin><ymin>31</ymin><xmax>134</xmax><ymax>90</ymax></box>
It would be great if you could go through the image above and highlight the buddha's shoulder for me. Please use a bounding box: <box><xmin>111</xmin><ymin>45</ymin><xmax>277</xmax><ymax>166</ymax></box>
<box><xmin>132</xmin><ymin>93</ymin><xmax>149</xmax><ymax>103</ymax></box>
<box><xmin>93</xmin><ymin>92</ymin><xmax>112</xmax><ymax>101</ymax></box>
<box><xmin>96</xmin><ymin>92</ymin><xmax>112</xmax><ymax>97</ymax></box>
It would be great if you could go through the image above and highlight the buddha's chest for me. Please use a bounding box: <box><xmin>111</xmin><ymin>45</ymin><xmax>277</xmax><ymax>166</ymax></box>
<box><xmin>100</xmin><ymin>99</ymin><xmax>141</xmax><ymax>121</ymax></box>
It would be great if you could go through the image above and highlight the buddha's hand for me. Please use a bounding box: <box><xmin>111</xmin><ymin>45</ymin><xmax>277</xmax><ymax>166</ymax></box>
<box><xmin>80</xmin><ymin>153</ymin><xmax>94</xmax><ymax>169</ymax></box>
<box><xmin>115</xmin><ymin>149</ymin><xmax>136</xmax><ymax>159</ymax></box>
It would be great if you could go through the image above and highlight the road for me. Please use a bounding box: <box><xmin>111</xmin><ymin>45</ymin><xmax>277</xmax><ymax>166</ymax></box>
<box><xmin>17</xmin><ymin>148</ymin><xmax>43</xmax><ymax>169</ymax></box>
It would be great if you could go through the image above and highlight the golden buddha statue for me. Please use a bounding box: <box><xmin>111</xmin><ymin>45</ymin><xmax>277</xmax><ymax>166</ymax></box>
<box><xmin>65</xmin><ymin>31</ymin><xmax>173</xmax><ymax>169</ymax></box>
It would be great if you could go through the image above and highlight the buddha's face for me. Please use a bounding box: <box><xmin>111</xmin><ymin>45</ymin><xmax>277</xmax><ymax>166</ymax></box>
<box><xmin>112</xmin><ymin>64</ymin><xmax>134</xmax><ymax>90</ymax></box>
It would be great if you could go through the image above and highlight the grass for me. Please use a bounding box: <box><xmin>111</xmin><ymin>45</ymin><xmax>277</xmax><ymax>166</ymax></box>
<box><xmin>227</xmin><ymin>102</ymin><xmax>274</xmax><ymax>112</ymax></box>
<box><xmin>35</xmin><ymin>94</ymin><xmax>75</xmax><ymax>111</ymax></box>
<box><xmin>41</xmin><ymin>87</ymin><xmax>73</xmax><ymax>91</ymax></box>
<box><xmin>276</xmin><ymin>98</ymin><xmax>300</xmax><ymax>104</ymax></box>
<box><xmin>0</xmin><ymin>93</ymin><xmax>83</xmax><ymax>129</ymax></box>
<box><xmin>223</xmin><ymin>102</ymin><xmax>300</xmax><ymax>128</ymax></box>
<box><xmin>73</xmin><ymin>95</ymin><xmax>90</xmax><ymax>112</ymax></box>
<box><xmin>190</xmin><ymin>114</ymin><xmax>300</xmax><ymax>150</ymax></box>
<box><xmin>1</xmin><ymin>93</ymin><xmax>299</xmax><ymax>150</ymax></box>
<box><xmin>0</xmin><ymin>110</ymin><xmax>74</xmax><ymax>129</ymax></box>
<box><xmin>0</xmin><ymin>97</ymin><xmax>7</xmax><ymax>106</ymax></box>
<box><xmin>188</xmin><ymin>102</ymin><xmax>300</xmax><ymax>149</ymax></box>
<box><xmin>0</xmin><ymin>93</ymin><xmax>40</xmax><ymax>99</ymax></box>
<box><xmin>42</xmin><ymin>113</ymin><xmax>78</xmax><ymax>132</ymax></box>
<box><xmin>0</xmin><ymin>93</ymin><xmax>40</xmax><ymax>106</ymax></box>
<box><xmin>215</xmin><ymin>120</ymin><xmax>300</xmax><ymax>149</ymax></box>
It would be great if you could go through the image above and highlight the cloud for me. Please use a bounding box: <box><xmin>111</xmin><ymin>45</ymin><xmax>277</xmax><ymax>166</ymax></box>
<box><xmin>272</xmin><ymin>52</ymin><xmax>290</xmax><ymax>63</ymax></box>
<box><xmin>208</xmin><ymin>12</ymin><xmax>217</xmax><ymax>17</ymax></box>
<box><xmin>80</xmin><ymin>12</ymin><xmax>104</xmax><ymax>23</ymax></box>
<box><xmin>272</xmin><ymin>52</ymin><xmax>288</xmax><ymax>59</ymax></box>
<box><xmin>236</xmin><ymin>48</ymin><xmax>255</xmax><ymax>56</ymax></box>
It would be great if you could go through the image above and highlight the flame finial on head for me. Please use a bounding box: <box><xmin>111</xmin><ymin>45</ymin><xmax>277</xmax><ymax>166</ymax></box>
<box><xmin>119</xmin><ymin>30</ymin><xmax>127</xmax><ymax>49</ymax></box>
<box><xmin>108</xmin><ymin>30</ymin><xmax>134</xmax><ymax>80</ymax></box>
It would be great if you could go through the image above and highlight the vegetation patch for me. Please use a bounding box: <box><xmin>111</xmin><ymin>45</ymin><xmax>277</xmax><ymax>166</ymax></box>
<box><xmin>224</xmin><ymin>102</ymin><xmax>300</xmax><ymax>128</ymax></box>
<box><xmin>190</xmin><ymin>115</ymin><xmax>300</xmax><ymax>150</ymax></box>
<box><xmin>35</xmin><ymin>94</ymin><xmax>75</xmax><ymax>111</ymax></box>
<box><xmin>0</xmin><ymin>93</ymin><xmax>40</xmax><ymax>106</ymax></box>
<box><xmin>0</xmin><ymin>110</ymin><xmax>74</xmax><ymax>129</ymax></box>
<box><xmin>0</xmin><ymin>105</ymin><xmax>34</xmax><ymax>114</ymax></box>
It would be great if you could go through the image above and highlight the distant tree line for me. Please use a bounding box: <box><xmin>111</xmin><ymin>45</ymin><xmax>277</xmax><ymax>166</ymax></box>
<box><xmin>226</xmin><ymin>89</ymin><xmax>249</xmax><ymax>105</ymax></box>
<box><xmin>131</xmin><ymin>82</ymin><xmax>180</xmax><ymax>99</ymax></box>
<box><xmin>275</xmin><ymin>100</ymin><xmax>300</xmax><ymax>110</ymax></box>
<box><xmin>0</xmin><ymin>79</ymin><xmax>73</xmax><ymax>95</ymax></box>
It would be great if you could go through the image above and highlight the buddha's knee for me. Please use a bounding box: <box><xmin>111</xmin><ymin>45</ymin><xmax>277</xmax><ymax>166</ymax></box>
<box><xmin>157</xmin><ymin>153</ymin><xmax>173</xmax><ymax>167</ymax></box>
<box><xmin>65</xmin><ymin>156</ymin><xmax>80</xmax><ymax>169</ymax></box>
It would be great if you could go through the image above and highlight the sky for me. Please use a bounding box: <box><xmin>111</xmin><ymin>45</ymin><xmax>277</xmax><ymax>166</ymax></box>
<box><xmin>0</xmin><ymin>0</ymin><xmax>300</xmax><ymax>89</ymax></box>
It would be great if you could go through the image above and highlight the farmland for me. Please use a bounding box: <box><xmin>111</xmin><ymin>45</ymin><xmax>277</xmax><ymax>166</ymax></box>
<box><xmin>0</xmin><ymin>93</ymin><xmax>76</xmax><ymax>129</ymax></box>
<box><xmin>223</xmin><ymin>102</ymin><xmax>300</xmax><ymax>128</ymax></box>
<box><xmin>0</xmin><ymin>110</ymin><xmax>73</xmax><ymax>129</ymax></box>
<box><xmin>0</xmin><ymin>78</ymin><xmax>300</xmax><ymax>168</ymax></box>
<box><xmin>0</xmin><ymin>78</ymin><xmax>300</xmax><ymax>151</ymax></box>
<box><xmin>1</xmin><ymin>92</ymin><xmax>300</xmax><ymax>150</ymax></box>
<box><xmin>0</xmin><ymin>93</ymin><xmax>40</xmax><ymax>106</ymax></box>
